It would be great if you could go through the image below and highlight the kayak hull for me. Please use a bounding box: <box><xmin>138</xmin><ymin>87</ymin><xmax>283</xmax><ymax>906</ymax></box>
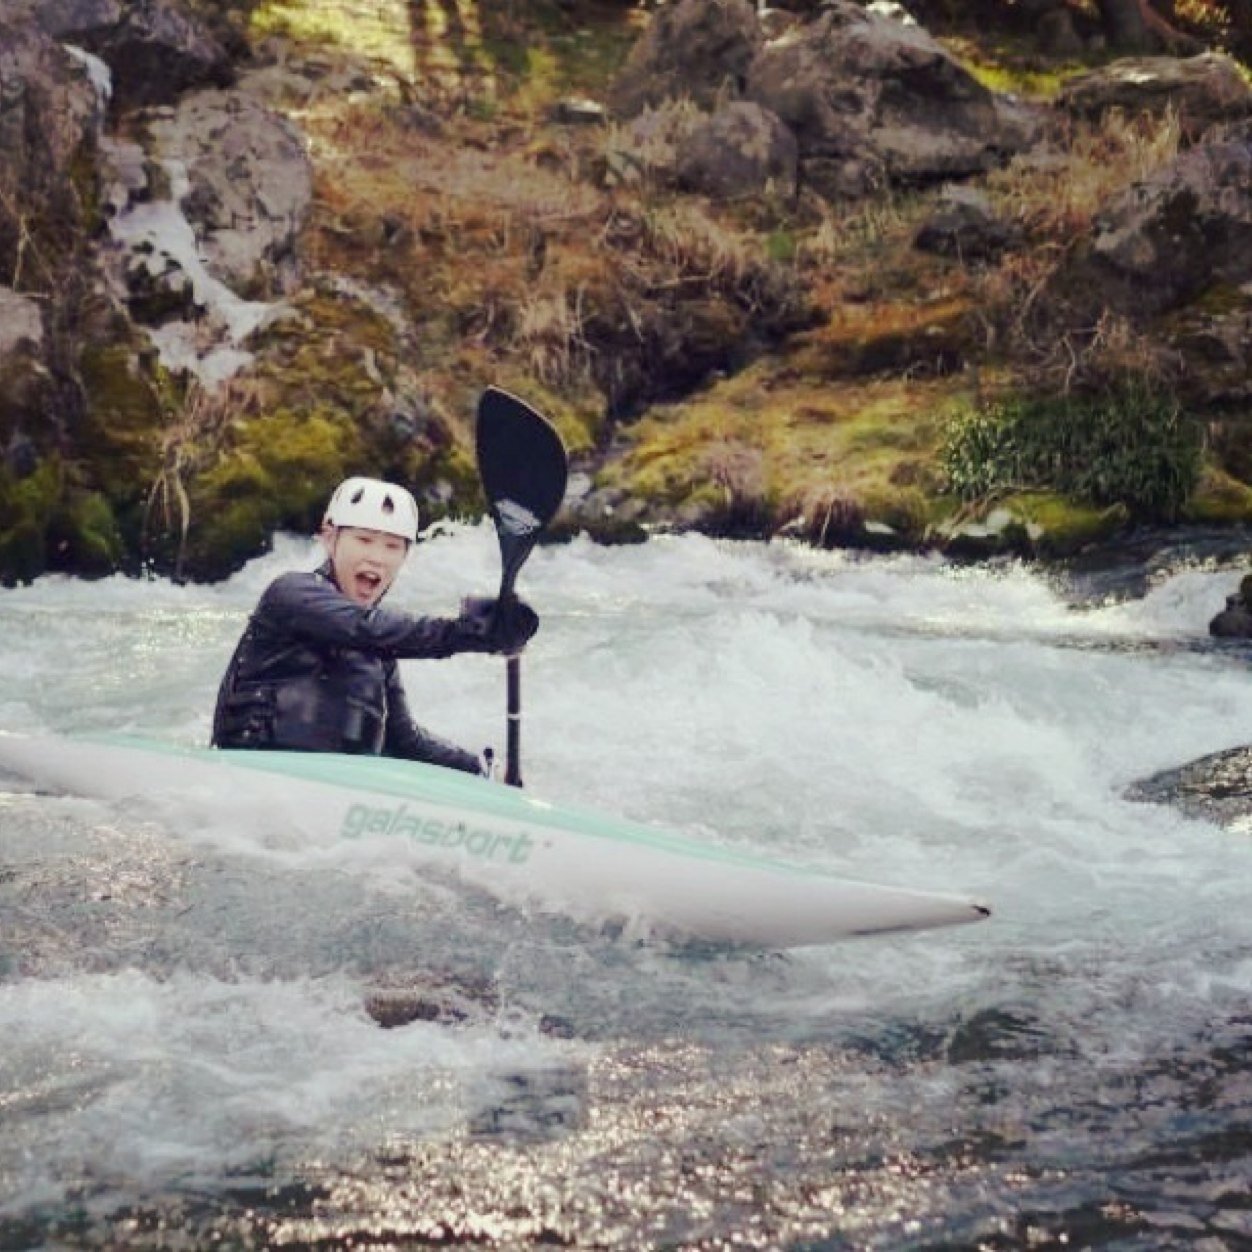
<box><xmin>0</xmin><ymin>732</ymin><xmax>990</xmax><ymax>947</ymax></box>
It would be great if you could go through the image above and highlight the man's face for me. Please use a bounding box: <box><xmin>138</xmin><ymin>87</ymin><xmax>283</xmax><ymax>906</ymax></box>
<box><xmin>324</xmin><ymin>526</ymin><xmax>409</xmax><ymax>606</ymax></box>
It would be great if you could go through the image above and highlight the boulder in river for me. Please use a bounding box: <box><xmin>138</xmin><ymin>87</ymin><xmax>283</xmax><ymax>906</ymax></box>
<box><xmin>1125</xmin><ymin>743</ymin><xmax>1252</xmax><ymax>830</ymax></box>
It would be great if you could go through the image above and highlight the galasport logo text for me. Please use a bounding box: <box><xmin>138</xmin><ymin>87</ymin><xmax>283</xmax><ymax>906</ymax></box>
<box><xmin>341</xmin><ymin>803</ymin><xmax>534</xmax><ymax>864</ymax></box>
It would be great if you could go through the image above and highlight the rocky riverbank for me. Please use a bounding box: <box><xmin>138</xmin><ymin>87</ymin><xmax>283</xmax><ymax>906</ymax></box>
<box><xmin>2</xmin><ymin>0</ymin><xmax>1251</xmax><ymax>586</ymax></box>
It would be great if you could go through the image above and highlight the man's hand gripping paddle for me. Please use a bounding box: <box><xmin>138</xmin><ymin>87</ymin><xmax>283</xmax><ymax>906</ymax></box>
<box><xmin>475</xmin><ymin>387</ymin><xmax>568</xmax><ymax>788</ymax></box>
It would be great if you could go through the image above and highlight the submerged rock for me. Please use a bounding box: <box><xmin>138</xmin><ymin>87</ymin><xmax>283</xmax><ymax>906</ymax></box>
<box><xmin>1125</xmin><ymin>744</ymin><xmax>1252</xmax><ymax>830</ymax></box>
<box><xmin>363</xmin><ymin>975</ymin><xmax>575</xmax><ymax>1037</ymax></box>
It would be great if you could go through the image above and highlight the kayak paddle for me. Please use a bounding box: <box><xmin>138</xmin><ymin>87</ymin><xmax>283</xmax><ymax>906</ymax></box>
<box><xmin>475</xmin><ymin>386</ymin><xmax>568</xmax><ymax>787</ymax></box>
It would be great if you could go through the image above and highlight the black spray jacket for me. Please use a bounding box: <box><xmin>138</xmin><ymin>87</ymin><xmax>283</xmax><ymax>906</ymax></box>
<box><xmin>212</xmin><ymin>563</ymin><xmax>497</xmax><ymax>773</ymax></box>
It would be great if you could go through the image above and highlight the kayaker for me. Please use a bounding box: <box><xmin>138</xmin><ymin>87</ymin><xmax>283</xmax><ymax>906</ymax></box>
<box><xmin>211</xmin><ymin>476</ymin><xmax>538</xmax><ymax>773</ymax></box>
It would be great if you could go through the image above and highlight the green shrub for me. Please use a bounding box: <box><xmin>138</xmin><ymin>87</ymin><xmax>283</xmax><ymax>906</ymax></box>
<box><xmin>941</xmin><ymin>383</ymin><xmax>1202</xmax><ymax>519</ymax></box>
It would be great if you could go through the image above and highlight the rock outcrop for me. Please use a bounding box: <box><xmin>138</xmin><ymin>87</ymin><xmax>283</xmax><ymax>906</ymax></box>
<box><xmin>34</xmin><ymin>0</ymin><xmax>233</xmax><ymax>108</ymax></box>
<box><xmin>1209</xmin><ymin>573</ymin><xmax>1252</xmax><ymax>637</ymax></box>
<box><xmin>101</xmin><ymin>86</ymin><xmax>312</xmax><ymax>386</ymax></box>
<box><xmin>609</xmin><ymin>0</ymin><xmax>1043</xmax><ymax>199</ymax></box>
<box><xmin>674</xmin><ymin>101</ymin><xmax>799</xmax><ymax>199</ymax></box>
<box><xmin>608</xmin><ymin>0</ymin><xmax>762</xmax><ymax>118</ymax></box>
<box><xmin>1058</xmin><ymin>123</ymin><xmax>1252</xmax><ymax>318</ymax></box>
<box><xmin>746</xmin><ymin>0</ymin><xmax>1041</xmax><ymax>196</ymax></box>
<box><xmin>1055</xmin><ymin>52</ymin><xmax>1252</xmax><ymax>137</ymax></box>
<box><xmin>0</xmin><ymin>6</ymin><xmax>315</xmax><ymax>582</ymax></box>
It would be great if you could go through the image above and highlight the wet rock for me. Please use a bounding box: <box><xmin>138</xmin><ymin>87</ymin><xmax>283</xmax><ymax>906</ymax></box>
<box><xmin>363</xmin><ymin>976</ymin><xmax>574</xmax><ymax>1038</ymax></box>
<box><xmin>144</xmin><ymin>88</ymin><xmax>312</xmax><ymax>297</ymax></box>
<box><xmin>1125</xmin><ymin>744</ymin><xmax>1252</xmax><ymax>829</ymax></box>
<box><xmin>932</xmin><ymin>506</ymin><xmax>1039</xmax><ymax>557</ymax></box>
<box><xmin>1209</xmin><ymin>573</ymin><xmax>1252</xmax><ymax>637</ymax></box>
<box><xmin>365</xmin><ymin>985</ymin><xmax>492</xmax><ymax>1029</ymax></box>
<box><xmin>99</xmin><ymin>85</ymin><xmax>310</xmax><ymax>386</ymax></box>
<box><xmin>550</xmin><ymin>96</ymin><xmax>606</xmax><ymax>125</ymax></box>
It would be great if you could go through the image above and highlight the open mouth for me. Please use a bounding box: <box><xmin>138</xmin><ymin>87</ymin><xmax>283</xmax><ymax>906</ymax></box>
<box><xmin>352</xmin><ymin>571</ymin><xmax>383</xmax><ymax>602</ymax></box>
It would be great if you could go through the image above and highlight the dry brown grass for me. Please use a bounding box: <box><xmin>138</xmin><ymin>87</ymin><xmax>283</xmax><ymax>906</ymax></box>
<box><xmin>636</xmin><ymin>202</ymin><xmax>763</xmax><ymax>288</ymax></box>
<box><xmin>599</xmin><ymin>98</ymin><xmax>704</xmax><ymax>189</ymax></box>
<box><xmin>514</xmin><ymin>287</ymin><xmax>594</xmax><ymax>387</ymax></box>
<box><xmin>966</xmin><ymin>106</ymin><xmax>1185</xmax><ymax>387</ymax></box>
<box><xmin>266</xmin><ymin>3</ymin><xmax>1208</xmax><ymax>544</ymax></box>
<box><xmin>986</xmin><ymin>106</ymin><xmax>1183</xmax><ymax>241</ymax></box>
<box><xmin>145</xmin><ymin>375</ymin><xmax>269</xmax><ymax>574</ymax></box>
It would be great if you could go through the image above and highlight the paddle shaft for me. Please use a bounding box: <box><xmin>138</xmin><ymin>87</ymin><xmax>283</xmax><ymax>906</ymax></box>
<box><xmin>505</xmin><ymin>654</ymin><xmax>522</xmax><ymax>787</ymax></box>
<box><xmin>496</xmin><ymin>560</ymin><xmax>527</xmax><ymax>789</ymax></box>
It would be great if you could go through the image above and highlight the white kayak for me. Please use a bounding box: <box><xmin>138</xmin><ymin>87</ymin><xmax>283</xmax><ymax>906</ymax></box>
<box><xmin>0</xmin><ymin>731</ymin><xmax>989</xmax><ymax>948</ymax></box>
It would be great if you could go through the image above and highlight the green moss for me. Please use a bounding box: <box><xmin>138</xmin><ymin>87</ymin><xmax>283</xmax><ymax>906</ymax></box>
<box><xmin>76</xmin><ymin>343</ymin><xmax>166</xmax><ymax>503</ymax></box>
<box><xmin>0</xmin><ymin>460</ymin><xmax>60</xmax><ymax>584</ymax></box>
<box><xmin>0</xmin><ymin>459</ymin><xmax>128</xmax><ymax>582</ymax></box>
<box><xmin>251</xmin><ymin>0</ymin><xmax>415</xmax><ymax>77</ymax></box>
<box><xmin>929</xmin><ymin>491</ymin><xmax>1128</xmax><ymax>558</ymax></box>
<box><xmin>596</xmin><ymin>363</ymin><xmax>967</xmax><ymax>541</ymax></box>
<box><xmin>180</xmin><ymin>408</ymin><xmax>367</xmax><ymax>579</ymax></box>
<box><xmin>1007</xmin><ymin>492</ymin><xmax>1130</xmax><ymax>555</ymax></box>
<box><xmin>766</xmin><ymin>231</ymin><xmax>797</xmax><ymax>264</ymax></box>
<box><xmin>1184</xmin><ymin>467</ymin><xmax>1252</xmax><ymax>524</ymax></box>
<box><xmin>47</xmin><ymin>490</ymin><xmax>126</xmax><ymax>576</ymax></box>
<box><xmin>939</xmin><ymin>33</ymin><xmax>1086</xmax><ymax>99</ymax></box>
<box><xmin>858</xmin><ymin>483</ymin><xmax>929</xmax><ymax>540</ymax></box>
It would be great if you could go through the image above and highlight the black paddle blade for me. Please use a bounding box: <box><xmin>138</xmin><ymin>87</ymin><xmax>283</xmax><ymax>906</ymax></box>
<box><xmin>475</xmin><ymin>387</ymin><xmax>568</xmax><ymax>594</ymax></box>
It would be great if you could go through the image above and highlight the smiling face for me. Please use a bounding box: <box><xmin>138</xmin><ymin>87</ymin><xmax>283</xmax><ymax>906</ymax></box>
<box><xmin>322</xmin><ymin>525</ymin><xmax>410</xmax><ymax>607</ymax></box>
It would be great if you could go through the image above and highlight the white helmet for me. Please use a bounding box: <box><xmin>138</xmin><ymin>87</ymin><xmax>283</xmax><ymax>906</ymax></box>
<box><xmin>324</xmin><ymin>477</ymin><xmax>419</xmax><ymax>542</ymax></box>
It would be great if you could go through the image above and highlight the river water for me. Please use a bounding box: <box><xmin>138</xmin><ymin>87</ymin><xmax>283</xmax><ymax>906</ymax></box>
<box><xmin>1</xmin><ymin>528</ymin><xmax>1250</xmax><ymax>1250</ymax></box>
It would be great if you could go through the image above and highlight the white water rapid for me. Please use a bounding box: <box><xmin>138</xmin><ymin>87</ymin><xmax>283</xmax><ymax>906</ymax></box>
<box><xmin>2</xmin><ymin>529</ymin><xmax>1250</xmax><ymax>1249</ymax></box>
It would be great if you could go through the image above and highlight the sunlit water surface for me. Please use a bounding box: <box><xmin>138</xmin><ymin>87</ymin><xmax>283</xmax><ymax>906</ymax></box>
<box><xmin>2</xmin><ymin>529</ymin><xmax>1251</xmax><ymax>1250</ymax></box>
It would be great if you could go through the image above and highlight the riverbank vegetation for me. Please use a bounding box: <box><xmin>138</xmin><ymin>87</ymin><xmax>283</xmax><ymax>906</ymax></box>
<box><xmin>221</xmin><ymin>0</ymin><xmax>1252</xmax><ymax>556</ymax></box>
<box><xmin>2</xmin><ymin>0</ymin><xmax>1250</xmax><ymax>581</ymax></box>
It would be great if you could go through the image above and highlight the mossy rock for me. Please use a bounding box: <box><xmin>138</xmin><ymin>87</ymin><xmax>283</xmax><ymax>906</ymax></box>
<box><xmin>1184</xmin><ymin>466</ymin><xmax>1252</xmax><ymax>525</ymax></box>
<box><xmin>46</xmin><ymin>489</ymin><xmax>126</xmax><ymax>576</ymax></box>
<box><xmin>76</xmin><ymin>342</ymin><xmax>166</xmax><ymax>505</ymax></box>
<box><xmin>0</xmin><ymin>460</ymin><xmax>61</xmax><ymax>585</ymax></box>
<box><xmin>0</xmin><ymin>518</ymin><xmax>47</xmax><ymax>586</ymax></box>
<box><xmin>0</xmin><ymin>457</ymin><xmax>128</xmax><ymax>583</ymax></box>
<box><xmin>158</xmin><ymin>284</ymin><xmax>494</xmax><ymax>579</ymax></box>
<box><xmin>174</xmin><ymin>407</ymin><xmax>368</xmax><ymax>580</ymax></box>
<box><xmin>0</xmin><ymin>352</ymin><xmax>55</xmax><ymax>446</ymax></box>
<box><xmin>934</xmin><ymin>492</ymin><xmax>1129</xmax><ymax>558</ymax></box>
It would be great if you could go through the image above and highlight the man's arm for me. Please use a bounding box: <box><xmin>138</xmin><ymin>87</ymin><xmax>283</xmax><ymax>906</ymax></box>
<box><xmin>261</xmin><ymin>570</ymin><xmax>511</xmax><ymax>660</ymax></box>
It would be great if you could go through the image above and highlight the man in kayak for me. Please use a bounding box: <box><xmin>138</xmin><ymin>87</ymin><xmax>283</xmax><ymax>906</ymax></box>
<box><xmin>212</xmin><ymin>476</ymin><xmax>537</xmax><ymax>773</ymax></box>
